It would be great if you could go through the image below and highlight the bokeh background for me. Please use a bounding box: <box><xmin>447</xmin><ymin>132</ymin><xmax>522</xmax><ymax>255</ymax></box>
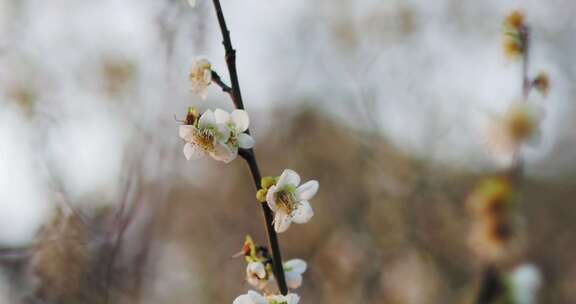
<box><xmin>0</xmin><ymin>0</ymin><xmax>576</xmax><ymax>303</ymax></box>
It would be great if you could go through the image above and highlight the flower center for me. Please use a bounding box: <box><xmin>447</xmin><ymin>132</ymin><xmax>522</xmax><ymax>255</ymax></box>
<box><xmin>194</xmin><ymin>128</ymin><xmax>215</xmax><ymax>151</ymax></box>
<box><xmin>506</xmin><ymin>109</ymin><xmax>534</xmax><ymax>142</ymax></box>
<box><xmin>275</xmin><ymin>190</ymin><xmax>296</xmax><ymax>214</ymax></box>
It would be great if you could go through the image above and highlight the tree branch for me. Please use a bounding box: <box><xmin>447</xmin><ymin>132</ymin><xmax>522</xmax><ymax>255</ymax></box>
<box><xmin>211</xmin><ymin>70</ymin><xmax>232</xmax><ymax>95</ymax></box>
<box><xmin>476</xmin><ymin>23</ymin><xmax>532</xmax><ymax>304</ymax></box>
<box><xmin>211</xmin><ymin>0</ymin><xmax>288</xmax><ymax>295</ymax></box>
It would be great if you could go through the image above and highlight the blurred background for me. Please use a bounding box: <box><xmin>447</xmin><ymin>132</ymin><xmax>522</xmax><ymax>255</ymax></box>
<box><xmin>0</xmin><ymin>0</ymin><xmax>576</xmax><ymax>303</ymax></box>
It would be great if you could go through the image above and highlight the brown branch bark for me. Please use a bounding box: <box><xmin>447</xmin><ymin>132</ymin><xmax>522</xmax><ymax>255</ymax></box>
<box><xmin>210</xmin><ymin>0</ymin><xmax>288</xmax><ymax>295</ymax></box>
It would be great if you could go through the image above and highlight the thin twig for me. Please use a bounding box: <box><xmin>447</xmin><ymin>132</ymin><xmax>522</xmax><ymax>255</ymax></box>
<box><xmin>510</xmin><ymin>25</ymin><xmax>530</xmax><ymax>183</ymax></box>
<box><xmin>211</xmin><ymin>70</ymin><xmax>233</xmax><ymax>95</ymax></box>
<box><xmin>210</xmin><ymin>0</ymin><xmax>288</xmax><ymax>295</ymax></box>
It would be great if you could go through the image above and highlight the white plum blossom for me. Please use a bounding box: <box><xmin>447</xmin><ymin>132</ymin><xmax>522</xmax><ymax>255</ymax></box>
<box><xmin>215</xmin><ymin>109</ymin><xmax>255</xmax><ymax>159</ymax></box>
<box><xmin>266</xmin><ymin>169</ymin><xmax>319</xmax><ymax>233</ymax></box>
<box><xmin>233</xmin><ymin>290</ymin><xmax>300</xmax><ymax>304</ymax></box>
<box><xmin>283</xmin><ymin>259</ymin><xmax>307</xmax><ymax>289</ymax></box>
<box><xmin>246</xmin><ymin>261</ymin><xmax>271</xmax><ymax>290</ymax></box>
<box><xmin>179</xmin><ymin>109</ymin><xmax>235</xmax><ymax>163</ymax></box>
<box><xmin>189</xmin><ymin>58</ymin><xmax>212</xmax><ymax>99</ymax></box>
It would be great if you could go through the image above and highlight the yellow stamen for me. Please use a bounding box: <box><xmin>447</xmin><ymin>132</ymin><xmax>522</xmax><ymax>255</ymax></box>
<box><xmin>276</xmin><ymin>190</ymin><xmax>296</xmax><ymax>214</ymax></box>
<box><xmin>194</xmin><ymin>128</ymin><xmax>215</xmax><ymax>151</ymax></box>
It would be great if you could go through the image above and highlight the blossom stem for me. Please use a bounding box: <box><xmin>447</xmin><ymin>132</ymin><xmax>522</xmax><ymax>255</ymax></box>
<box><xmin>211</xmin><ymin>70</ymin><xmax>233</xmax><ymax>95</ymax></box>
<box><xmin>210</xmin><ymin>0</ymin><xmax>289</xmax><ymax>295</ymax></box>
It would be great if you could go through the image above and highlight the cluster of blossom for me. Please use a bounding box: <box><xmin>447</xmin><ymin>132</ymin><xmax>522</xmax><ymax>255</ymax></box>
<box><xmin>180</xmin><ymin>3</ymin><xmax>319</xmax><ymax>300</ymax></box>
<box><xmin>181</xmin><ymin>58</ymin><xmax>316</xmax><ymax>302</ymax></box>
<box><xmin>502</xmin><ymin>11</ymin><xmax>527</xmax><ymax>59</ymax></box>
<box><xmin>179</xmin><ymin>105</ymin><xmax>254</xmax><ymax>163</ymax></box>
<box><xmin>472</xmin><ymin>10</ymin><xmax>548</xmax><ymax>303</ymax></box>
<box><xmin>238</xmin><ymin>236</ymin><xmax>306</xmax><ymax>296</ymax></box>
<box><xmin>488</xmin><ymin>11</ymin><xmax>549</xmax><ymax>163</ymax></box>
<box><xmin>467</xmin><ymin>177</ymin><xmax>518</xmax><ymax>262</ymax></box>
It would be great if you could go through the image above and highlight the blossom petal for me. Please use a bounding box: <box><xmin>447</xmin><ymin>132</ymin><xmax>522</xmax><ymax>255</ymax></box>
<box><xmin>247</xmin><ymin>290</ymin><xmax>267</xmax><ymax>304</ymax></box>
<box><xmin>199</xmin><ymin>109</ymin><xmax>215</xmax><ymax>128</ymax></box>
<box><xmin>247</xmin><ymin>262</ymin><xmax>267</xmax><ymax>279</ymax></box>
<box><xmin>232</xmin><ymin>294</ymin><xmax>252</xmax><ymax>304</ymax></box>
<box><xmin>199</xmin><ymin>88</ymin><xmax>208</xmax><ymax>100</ymax></box>
<box><xmin>295</xmin><ymin>180</ymin><xmax>319</xmax><ymax>201</ymax></box>
<box><xmin>274</xmin><ymin>211</ymin><xmax>292</xmax><ymax>233</ymax></box>
<box><xmin>284</xmin><ymin>259</ymin><xmax>306</xmax><ymax>289</ymax></box>
<box><xmin>284</xmin><ymin>259</ymin><xmax>307</xmax><ymax>274</ymax></box>
<box><xmin>269</xmin><ymin>294</ymin><xmax>300</xmax><ymax>304</ymax></box>
<box><xmin>285</xmin><ymin>271</ymin><xmax>303</xmax><ymax>289</ymax></box>
<box><xmin>276</xmin><ymin>169</ymin><xmax>300</xmax><ymax>189</ymax></box>
<box><xmin>217</xmin><ymin>123</ymin><xmax>231</xmax><ymax>142</ymax></box>
<box><xmin>527</xmin><ymin>128</ymin><xmax>542</xmax><ymax>147</ymax></box>
<box><xmin>292</xmin><ymin>200</ymin><xmax>313</xmax><ymax>224</ymax></box>
<box><xmin>183</xmin><ymin>143</ymin><xmax>204</xmax><ymax>160</ymax></box>
<box><xmin>266</xmin><ymin>186</ymin><xmax>278</xmax><ymax>211</ymax></box>
<box><xmin>179</xmin><ymin>125</ymin><xmax>195</xmax><ymax>141</ymax></box>
<box><xmin>203</xmin><ymin>68</ymin><xmax>212</xmax><ymax>84</ymax></box>
<box><xmin>211</xmin><ymin>143</ymin><xmax>236</xmax><ymax>163</ymax></box>
<box><xmin>187</xmin><ymin>0</ymin><xmax>197</xmax><ymax>7</ymax></box>
<box><xmin>231</xmin><ymin>109</ymin><xmax>250</xmax><ymax>132</ymax></box>
<box><xmin>233</xmin><ymin>290</ymin><xmax>266</xmax><ymax>304</ymax></box>
<box><xmin>285</xmin><ymin>293</ymin><xmax>300</xmax><ymax>304</ymax></box>
<box><xmin>237</xmin><ymin>133</ymin><xmax>255</xmax><ymax>149</ymax></box>
<box><xmin>214</xmin><ymin>108</ymin><xmax>230</xmax><ymax>125</ymax></box>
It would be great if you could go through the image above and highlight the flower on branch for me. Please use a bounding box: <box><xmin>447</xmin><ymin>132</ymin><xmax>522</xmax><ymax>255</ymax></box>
<box><xmin>486</xmin><ymin>102</ymin><xmax>544</xmax><ymax>160</ymax></box>
<box><xmin>283</xmin><ymin>259</ymin><xmax>307</xmax><ymax>289</ymax></box>
<box><xmin>261</xmin><ymin>169</ymin><xmax>319</xmax><ymax>233</ymax></box>
<box><xmin>502</xmin><ymin>10</ymin><xmax>526</xmax><ymax>60</ymax></box>
<box><xmin>239</xmin><ymin>236</ymin><xmax>308</xmax><ymax>291</ymax></box>
<box><xmin>467</xmin><ymin>177</ymin><xmax>519</xmax><ymax>262</ymax></box>
<box><xmin>233</xmin><ymin>290</ymin><xmax>300</xmax><ymax>304</ymax></box>
<box><xmin>532</xmin><ymin>72</ymin><xmax>550</xmax><ymax>97</ymax></box>
<box><xmin>189</xmin><ymin>58</ymin><xmax>212</xmax><ymax>99</ymax></box>
<box><xmin>246</xmin><ymin>261</ymin><xmax>273</xmax><ymax>290</ymax></box>
<box><xmin>179</xmin><ymin>108</ymin><xmax>236</xmax><ymax>162</ymax></box>
<box><xmin>215</xmin><ymin>109</ymin><xmax>255</xmax><ymax>159</ymax></box>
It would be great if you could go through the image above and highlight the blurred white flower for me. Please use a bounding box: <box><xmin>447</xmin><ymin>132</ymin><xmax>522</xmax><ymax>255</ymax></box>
<box><xmin>233</xmin><ymin>290</ymin><xmax>300</xmax><ymax>304</ymax></box>
<box><xmin>486</xmin><ymin>102</ymin><xmax>544</xmax><ymax>163</ymax></box>
<box><xmin>179</xmin><ymin>109</ymin><xmax>235</xmax><ymax>163</ymax></box>
<box><xmin>283</xmin><ymin>259</ymin><xmax>307</xmax><ymax>289</ymax></box>
<box><xmin>266</xmin><ymin>169</ymin><xmax>319</xmax><ymax>233</ymax></box>
<box><xmin>187</xmin><ymin>0</ymin><xmax>198</xmax><ymax>7</ymax></box>
<box><xmin>510</xmin><ymin>264</ymin><xmax>542</xmax><ymax>304</ymax></box>
<box><xmin>189</xmin><ymin>58</ymin><xmax>212</xmax><ymax>99</ymax></box>
<box><xmin>246</xmin><ymin>261</ymin><xmax>271</xmax><ymax>290</ymax></box>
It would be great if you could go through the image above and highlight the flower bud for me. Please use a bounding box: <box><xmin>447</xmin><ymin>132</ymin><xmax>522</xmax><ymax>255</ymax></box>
<box><xmin>256</xmin><ymin>189</ymin><xmax>268</xmax><ymax>203</ymax></box>
<box><xmin>185</xmin><ymin>106</ymin><xmax>199</xmax><ymax>125</ymax></box>
<box><xmin>504</xmin><ymin>11</ymin><xmax>524</xmax><ymax>31</ymax></box>
<box><xmin>261</xmin><ymin>176</ymin><xmax>276</xmax><ymax>190</ymax></box>
<box><xmin>533</xmin><ymin>72</ymin><xmax>550</xmax><ymax>97</ymax></box>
